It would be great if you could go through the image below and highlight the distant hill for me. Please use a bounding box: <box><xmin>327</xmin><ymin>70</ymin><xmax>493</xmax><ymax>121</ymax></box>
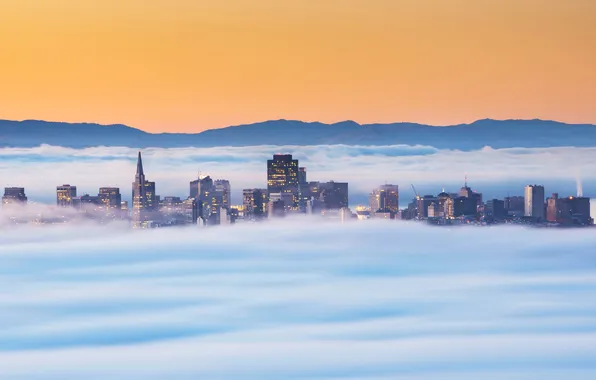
<box><xmin>0</xmin><ymin>118</ymin><xmax>595</xmax><ymax>150</ymax></box>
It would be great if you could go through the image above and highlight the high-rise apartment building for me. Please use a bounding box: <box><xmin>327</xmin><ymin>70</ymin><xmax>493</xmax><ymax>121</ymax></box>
<box><xmin>524</xmin><ymin>185</ymin><xmax>545</xmax><ymax>220</ymax></box>
<box><xmin>56</xmin><ymin>184</ymin><xmax>77</xmax><ymax>207</ymax></box>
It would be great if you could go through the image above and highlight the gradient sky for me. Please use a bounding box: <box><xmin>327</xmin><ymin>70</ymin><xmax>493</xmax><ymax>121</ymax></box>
<box><xmin>1</xmin><ymin>0</ymin><xmax>594</xmax><ymax>132</ymax></box>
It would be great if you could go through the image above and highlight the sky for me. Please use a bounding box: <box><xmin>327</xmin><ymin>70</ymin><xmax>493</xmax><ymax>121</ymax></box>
<box><xmin>0</xmin><ymin>144</ymin><xmax>593</xmax><ymax>205</ymax></box>
<box><xmin>1</xmin><ymin>221</ymin><xmax>596</xmax><ymax>378</ymax></box>
<box><xmin>0</xmin><ymin>0</ymin><xmax>595</xmax><ymax>133</ymax></box>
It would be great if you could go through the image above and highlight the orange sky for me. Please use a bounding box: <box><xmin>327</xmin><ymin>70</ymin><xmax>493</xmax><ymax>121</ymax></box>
<box><xmin>0</xmin><ymin>0</ymin><xmax>594</xmax><ymax>132</ymax></box>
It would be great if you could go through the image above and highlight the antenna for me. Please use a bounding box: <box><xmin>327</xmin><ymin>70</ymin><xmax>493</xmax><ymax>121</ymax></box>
<box><xmin>464</xmin><ymin>173</ymin><xmax>468</xmax><ymax>188</ymax></box>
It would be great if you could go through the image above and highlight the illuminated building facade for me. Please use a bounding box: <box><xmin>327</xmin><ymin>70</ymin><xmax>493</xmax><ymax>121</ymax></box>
<box><xmin>99</xmin><ymin>187</ymin><xmax>121</xmax><ymax>209</ymax></box>
<box><xmin>370</xmin><ymin>184</ymin><xmax>399</xmax><ymax>215</ymax></box>
<box><xmin>267</xmin><ymin>154</ymin><xmax>299</xmax><ymax>209</ymax></box>
<box><xmin>56</xmin><ymin>184</ymin><xmax>77</xmax><ymax>207</ymax></box>
<box><xmin>524</xmin><ymin>185</ymin><xmax>545</xmax><ymax>220</ymax></box>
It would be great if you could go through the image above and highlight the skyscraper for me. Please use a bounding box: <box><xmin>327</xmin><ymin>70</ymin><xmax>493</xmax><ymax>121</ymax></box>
<box><xmin>56</xmin><ymin>184</ymin><xmax>77</xmax><ymax>207</ymax></box>
<box><xmin>267</xmin><ymin>154</ymin><xmax>299</xmax><ymax>209</ymax></box>
<box><xmin>132</xmin><ymin>152</ymin><xmax>148</xmax><ymax>227</ymax></box>
<box><xmin>319</xmin><ymin>181</ymin><xmax>349</xmax><ymax>210</ymax></box>
<box><xmin>524</xmin><ymin>185</ymin><xmax>545</xmax><ymax>220</ymax></box>
<box><xmin>214</xmin><ymin>179</ymin><xmax>231</xmax><ymax>209</ymax></box>
<box><xmin>2</xmin><ymin>187</ymin><xmax>27</xmax><ymax>205</ymax></box>
<box><xmin>190</xmin><ymin>175</ymin><xmax>213</xmax><ymax>200</ymax></box>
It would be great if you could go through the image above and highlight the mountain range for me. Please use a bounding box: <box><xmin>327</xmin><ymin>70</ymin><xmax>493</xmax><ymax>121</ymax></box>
<box><xmin>1</xmin><ymin>118</ymin><xmax>595</xmax><ymax>150</ymax></box>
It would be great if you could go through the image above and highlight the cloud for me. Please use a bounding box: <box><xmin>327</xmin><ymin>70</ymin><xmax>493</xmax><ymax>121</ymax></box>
<box><xmin>1</xmin><ymin>220</ymin><xmax>596</xmax><ymax>379</ymax></box>
<box><xmin>0</xmin><ymin>144</ymin><xmax>594</xmax><ymax>205</ymax></box>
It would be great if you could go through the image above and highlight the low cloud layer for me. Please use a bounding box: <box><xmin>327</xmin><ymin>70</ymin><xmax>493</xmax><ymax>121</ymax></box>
<box><xmin>0</xmin><ymin>144</ymin><xmax>593</xmax><ymax>205</ymax></box>
<box><xmin>1</xmin><ymin>221</ymin><xmax>596</xmax><ymax>379</ymax></box>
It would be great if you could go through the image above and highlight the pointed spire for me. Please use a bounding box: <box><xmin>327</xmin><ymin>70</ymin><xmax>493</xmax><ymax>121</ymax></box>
<box><xmin>464</xmin><ymin>173</ymin><xmax>468</xmax><ymax>188</ymax></box>
<box><xmin>136</xmin><ymin>151</ymin><xmax>144</xmax><ymax>176</ymax></box>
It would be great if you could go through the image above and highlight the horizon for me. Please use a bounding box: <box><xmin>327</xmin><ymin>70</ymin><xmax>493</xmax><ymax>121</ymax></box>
<box><xmin>3</xmin><ymin>116</ymin><xmax>595</xmax><ymax>134</ymax></box>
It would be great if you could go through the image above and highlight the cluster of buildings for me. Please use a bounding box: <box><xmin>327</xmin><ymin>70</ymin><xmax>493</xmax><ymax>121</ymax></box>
<box><xmin>358</xmin><ymin>179</ymin><xmax>592</xmax><ymax>227</ymax></box>
<box><xmin>1</xmin><ymin>152</ymin><xmax>592</xmax><ymax>228</ymax></box>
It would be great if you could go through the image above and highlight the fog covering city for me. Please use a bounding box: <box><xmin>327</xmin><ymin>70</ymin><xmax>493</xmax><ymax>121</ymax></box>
<box><xmin>1</xmin><ymin>144</ymin><xmax>595</xmax><ymax>379</ymax></box>
<box><xmin>1</xmin><ymin>220</ymin><xmax>596</xmax><ymax>379</ymax></box>
<box><xmin>0</xmin><ymin>144</ymin><xmax>594</xmax><ymax>205</ymax></box>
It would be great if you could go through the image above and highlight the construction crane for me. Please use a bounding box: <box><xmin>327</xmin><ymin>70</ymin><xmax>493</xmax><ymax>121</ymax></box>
<box><xmin>411</xmin><ymin>184</ymin><xmax>421</xmax><ymax>200</ymax></box>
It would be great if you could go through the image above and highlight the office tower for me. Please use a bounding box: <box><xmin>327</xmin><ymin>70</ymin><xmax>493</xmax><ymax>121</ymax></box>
<box><xmin>99</xmin><ymin>187</ymin><xmax>121</xmax><ymax>209</ymax></box>
<box><xmin>2</xmin><ymin>187</ymin><xmax>27</xmax><ymax>205</ymax></box>
<box><xmin>267</xmin><ymin>154</ymin><xmax>299</xmax><ymax>209</ymax></box>
<box><xmin>437</xmin><ymin>190</ymin><xmax>451</xmax><ymax>218</ymax></box>
<box><xmin>214</xmin><ymin>179</ymin><xmax>231</xmax><ymax>208</ymax></box>
<box><xmin>190</xmin><ymin>175</ymin><xmax>213</xmax><ymax>200</ymax></box>
<box><xmin>57</xmin><ymin>184</ymin><xmax>77</xmax><ymax>207</ymax></box>
<box><xmin>485</xmin><ymin>199</ymin><xmax>506</xmax><ymax>221</ymax></box>
<box><xmin>243</xmin><ymin>188</ymin><xmax>269</xmax><ymax>219</ymax></box>
<box><xmin>453</xmin><ymin>196</ymin><xmax>477</xmax><ymax>216</ymax></box>
<box><xmin>524</xmin><ymin>185</ymin><xmax>545</xmax><ymax>220</ymax></box>
<box><xmin>298</xmin><ymin>167</ymin><xmax>307</xmax><ymax>185</ymax></box>
<box><xmin>318</xmin><ymin>181</ymin><xmax>349</xmax><ymax>210</ymax></box>
<box><xmin>132</xmin><ymin>152</ymin><xmax>148</xmax><ymax>227</ymax></box>
<box><xmin>144</xmin><ymin>181</ymin><xmax>157</xmax><ymax>211</ymax></box>
<box><xmin>370</xmin><ymin>184</ymin><xmax>399</xmax><ymax>215</ymax></box>
<box><xmin>504</xmin><ymin>196</ymin><xmax>525</xmax><ymax>215</ymax></box>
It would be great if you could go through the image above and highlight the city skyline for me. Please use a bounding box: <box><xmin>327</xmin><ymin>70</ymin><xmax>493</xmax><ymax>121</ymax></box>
<box><xmin>1</xmin><ymin>1</ymin><xmax>594</xmax><ymax>132</ymax></box>
<box><xmin>2</xmin><ymin>151</ymin><xmax>592</xmax><ymax>228</ymax></box>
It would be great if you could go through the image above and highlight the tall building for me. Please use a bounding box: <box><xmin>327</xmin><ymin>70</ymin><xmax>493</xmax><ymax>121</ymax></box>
<box><xmin>57</xmin><ymin>184</ymin><xmax>77</xmax><ymax>207</ymax></box>
<box><xmin>505</xmin><ymin>195</ymin><xmax>525</xmax><ymax>216</ymax></box>
<box><xmin>319</xmin><ymin>181</ymin><xmax>349</xmax><ymax>210</ymax></box>
<box><xmin>99</xmin><ymin>187</ymin><xmax>121</xmax><ymax>209</ymax></box>
<box><xmin>190</xmin><ymin>175</ymin><xmax>213</xmax><ymax>200</ymax></box>
<box><xmin>214</xmin><ymin>179</ymin><xmax>231</xmax><ymax>208</ymax></box>
<box><xmin>243</xmin><ymin>188</ymin><xmax>269</xmax><ymax>219</ymax></box>
<box><xmin>2</xmin><ymin>187</ymin><xmax>27</xmax><ymax>205</ymax></box>
<box><xmin>370</xmin><ymin>184</ymin><xmax>399</xmax><ymax>215</ymax></box>
<box><xmin>559</xmin><ymin>196</ymin><xmax>592</xmax><ymax>225</ymax></box>
<box><xmin>267</xmin><ymin>154</ymin><xmax>299</xmax><ymax>209</ymax></box>
<box><xmin>524</xmin><ymin>185</ymin><xmax>545</xmax><ymax>220</ymax></box>
<box><xmin>485</xmin><ymin>199</ymin><xmax>506</xmax><ymax>221</ymax></box>
<box><xmin>132</xmin><ymin>152</ymin><xmax>149</xmax><ymax>227</ymax></box>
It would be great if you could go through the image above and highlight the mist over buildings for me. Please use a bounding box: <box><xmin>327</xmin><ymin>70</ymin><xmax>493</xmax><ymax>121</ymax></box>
<box><xmin>0</xmin><ymin>144</ymin><xmax>594</xmax><ymax>205</ymax></box>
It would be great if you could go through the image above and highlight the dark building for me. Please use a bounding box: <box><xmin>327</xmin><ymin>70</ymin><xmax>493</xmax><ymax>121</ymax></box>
<box><xmin>504</xmin><ymin>196</ymin><xmax>525</xmax><ymax>215</ymax></box>
<box><xmin>144</xmin><ymin>181</ymin><xmax>157</xmax><ymax>211</ymax></box>
<box><xmin>99</xmin><ymin>187</ymin><xmax>121</xmax><ymax>209</ymax></box>
<box><xmin>57</xmin><ymin>184</ymin><xmax>77</xmax><ymax>207</ymax></box>
<box><xmin>319</xmin><ymin>181</ymin><xmax>349</xmax><ymax>210</ymax></box>
<box><xmin>190</xmin><ymin>175</ymin><xmax>214</xmax><ymax>200</ymax></box>
<box><xmin>485</xmin><ymin>199</ymin><xmax>506</xmax><ymax>221</ymax></box>
<box><xmin>453</xmin><ymin>196</ymin><xmax>477</xmax><ymax>217</ymax></box>
<box><xmin>267</xmin><ymin>154</ymin><xmax>299</xmax><ymax>209</ymax></box>
<box><xmin>268</xmin><ymin>199</ymin><xmax>286</xmax><ymax>218</ymax></box>
<box><xmin>558</xmin><ymin>196</ymin><xmax>592</xmax><ymax>225</ymax></box>
<box><xmin>2</xmin><ymin>187</ymin><xmax>27</xmax><ymax>205</ymax></box>
<box><xmin>214</xmin><ymin>179</ymin><xmax>231</xmax><ymax>209</ymax></box>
